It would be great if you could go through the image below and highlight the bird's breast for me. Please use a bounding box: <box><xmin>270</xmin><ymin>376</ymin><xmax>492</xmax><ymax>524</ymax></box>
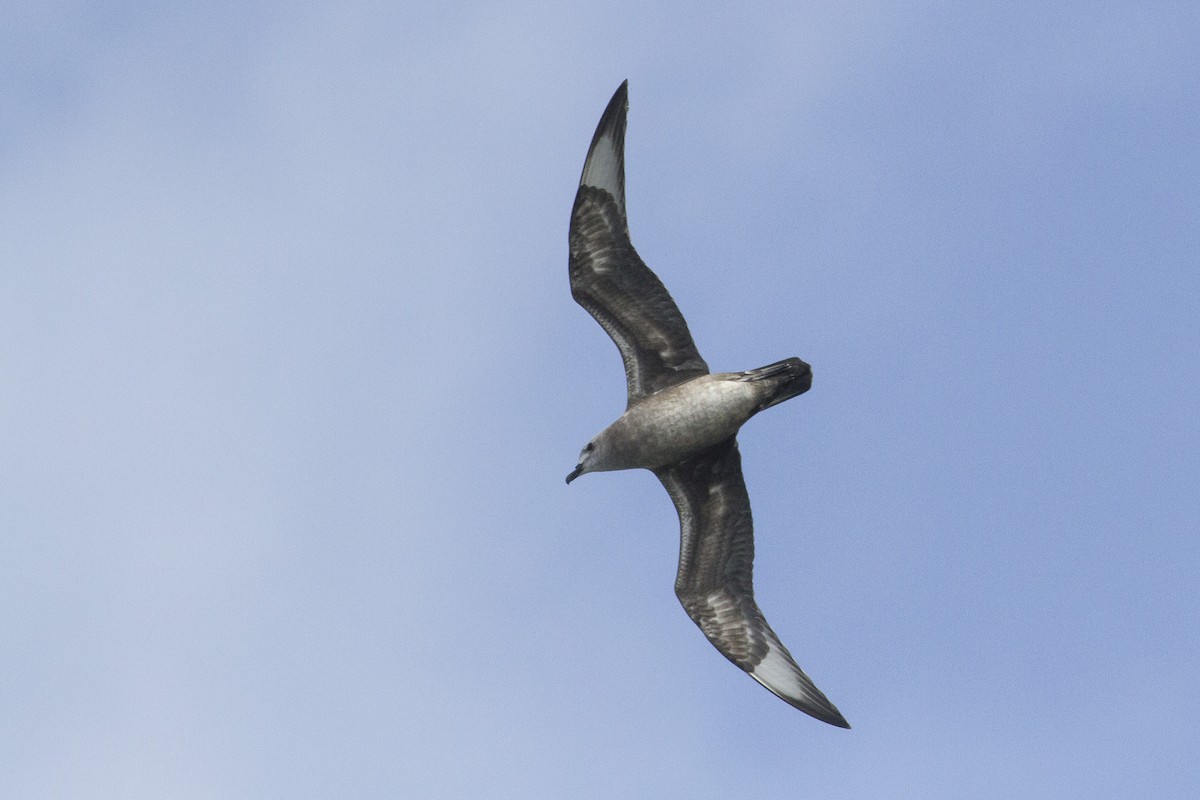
<box><xmin>608</xmin><ymin>377</ymin><xmax>759</xmax><ymax>469</ymax></box>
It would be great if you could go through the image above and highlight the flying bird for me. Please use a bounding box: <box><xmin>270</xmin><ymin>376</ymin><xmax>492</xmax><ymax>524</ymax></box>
<box><xmin>565</xmin><ymin>81</ymin><xmax>849</xmax><ymax>728</ymax></box>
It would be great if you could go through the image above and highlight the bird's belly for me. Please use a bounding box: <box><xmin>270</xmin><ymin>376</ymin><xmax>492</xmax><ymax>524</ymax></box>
<box><xmin>614</xmin><ymin>380</ymin><xmax>755</xmax><ymax>469</ymax></box>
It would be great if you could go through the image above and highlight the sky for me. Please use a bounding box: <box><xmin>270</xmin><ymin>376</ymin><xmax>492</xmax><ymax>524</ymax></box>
<box><xmin>3</xmin><ymin>1</ymin><xmax>1199</xmax><ymax>797</ymax></box>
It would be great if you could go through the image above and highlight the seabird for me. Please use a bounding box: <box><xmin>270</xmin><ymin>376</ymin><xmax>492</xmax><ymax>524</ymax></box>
<box><xmin>565</xmin><ymin>81</ymin><xmax>849</xmax><ymax>728</ymax></box>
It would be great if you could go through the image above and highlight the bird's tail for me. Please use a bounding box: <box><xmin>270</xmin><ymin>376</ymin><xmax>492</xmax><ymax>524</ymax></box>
<box><xmin>736</xmin><ymin>357</ymin><xmax>813</xmax><ymax>412</ymax></box>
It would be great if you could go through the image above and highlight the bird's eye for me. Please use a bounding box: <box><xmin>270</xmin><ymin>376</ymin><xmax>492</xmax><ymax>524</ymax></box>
<box><xmin>585</xmin><ymin>442</ymin><xmax>594</xmax><ymax>451</ymax></box>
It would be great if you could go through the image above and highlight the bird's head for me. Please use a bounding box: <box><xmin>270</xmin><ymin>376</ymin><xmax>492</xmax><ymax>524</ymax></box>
<box><xmin>565</xmin><ymin>439</ymin><xmax>601</xmax><ymax>484</ymax></box>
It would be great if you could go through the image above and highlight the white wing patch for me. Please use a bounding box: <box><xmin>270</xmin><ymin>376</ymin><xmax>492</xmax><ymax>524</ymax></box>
<box><xmin>749</xmin><ymin>644</ymin><xmax>811</xmax><ymax>701</ymax></box>
<box><xmin>580</xmin><ymin>130</ymin><xmax>624</xmax><ymax>210</ymax></box>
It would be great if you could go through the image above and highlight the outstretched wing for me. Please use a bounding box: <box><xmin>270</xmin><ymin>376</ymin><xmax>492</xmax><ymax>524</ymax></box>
<box><xmin>569</xmin><ymin>81</ymin><xmax>708</xmax><ymax>406</ymax></box>
<box><xmin>654</xmin><ymin>438</ymin><xmax>850</xmax><ymax>728</ymax></box>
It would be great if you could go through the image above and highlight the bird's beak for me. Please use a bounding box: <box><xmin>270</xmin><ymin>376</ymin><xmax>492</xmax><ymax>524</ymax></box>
<box><xmin>565</xmin><ymin>465</ymin><xmax>583</xmax><ymax>484</ymax></box>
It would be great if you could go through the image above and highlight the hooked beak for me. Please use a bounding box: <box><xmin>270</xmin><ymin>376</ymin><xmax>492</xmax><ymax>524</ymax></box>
<box><xmin>565</xmin><ymin>465</ymin><xmax>583</xmax><ymax>484</ymax></box>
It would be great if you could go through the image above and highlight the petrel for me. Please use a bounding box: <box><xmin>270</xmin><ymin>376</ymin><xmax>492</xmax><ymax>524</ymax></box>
<box><xmin>565</xmin><ymin>81</ymin><xmax>849</xmax><ymax>728</ymax></box>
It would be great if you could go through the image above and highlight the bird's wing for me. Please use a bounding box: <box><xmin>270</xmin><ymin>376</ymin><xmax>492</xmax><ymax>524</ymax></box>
<box><xmin>569</xmin><ymin>81</ymin><xmax>708</xmax><ymax>406</ymax></box>
<box><xmin>654</xmin><ymin>438</ymin><xmax>849</xmax><ymax>727</ymax></box>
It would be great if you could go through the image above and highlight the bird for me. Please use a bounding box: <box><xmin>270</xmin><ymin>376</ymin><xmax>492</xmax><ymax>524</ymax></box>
<box><xmin>565</xmin><ymin>81</ymin><xmax>849</xmax><ymax>728</ymax></box>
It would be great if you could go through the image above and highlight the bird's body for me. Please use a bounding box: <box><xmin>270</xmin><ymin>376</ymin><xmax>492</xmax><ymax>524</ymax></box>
<box><xmin>575</xmin><ymin>362</ymin><xmax>812</xmax><ymax>475</ymax></box>
<box><xmin>565</xmin><ymin>81</ymin><xmax>849</xmax><ymax>728</ymax></box>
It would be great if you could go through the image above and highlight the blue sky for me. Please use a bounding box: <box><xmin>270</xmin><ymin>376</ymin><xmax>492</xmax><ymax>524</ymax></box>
<box><xmin>3</xmin><ymin>2</ymin><xmax>1198</xmax><ymax>797</ymax></box>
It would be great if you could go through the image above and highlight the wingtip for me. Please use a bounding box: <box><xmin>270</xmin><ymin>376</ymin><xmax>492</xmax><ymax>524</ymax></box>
<box><xmin>800</xmin><ymin>695</ymin><xmax>851</xmax><ymax>729</ymax></box>
<box><xmin>759</xmin><ymin>677</ymin><xmax>851</xmax><ymax>729</ymax></box>
<box><xmin>578</xmin><ymin>81</ymin><xmax>630</xmax><ymax>206</ymax></box>
<box><xmin>782</xmin><ymin>688</ymin><xmax>851</xmax><ymax>729</ymax></box>
<box><xmin>599</xmin><ymin>80</ymin><xmax>628</xmax><ymax>138</ymax></box>
<box><xmin>747</xmin><ymin>644</ymin><xmax>851</xmax><ymax>728</ymax></box>
<box><xmin>825</xmin><ymin>708</ymin><xmax>853</xmax><ymax>729</ymax></box>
